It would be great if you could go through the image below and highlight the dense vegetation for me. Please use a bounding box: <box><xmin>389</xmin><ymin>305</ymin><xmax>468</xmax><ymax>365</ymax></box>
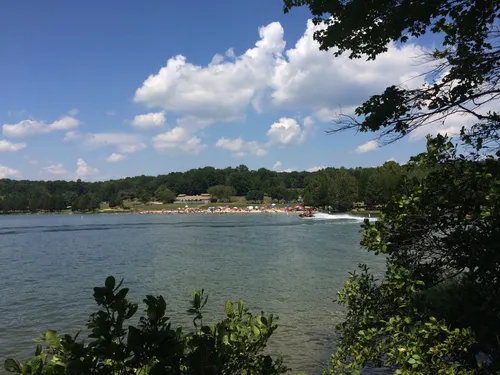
<box><xmin>0</xmin><ymin>162</ymin><xmax>403</xmax><ymax>212</ymax></box>
<box><xmin>284</xmin><ymin>0</ymin><xmax>500</xmax><ymax>373</ymax></box>
<box><xmin>5</xmin><ymin>276</ymin><xmax>288</xmax><ymax>375</ymax></box>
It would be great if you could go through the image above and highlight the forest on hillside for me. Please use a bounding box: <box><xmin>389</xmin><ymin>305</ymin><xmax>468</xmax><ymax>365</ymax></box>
<box><xmin>0</xmin><ymin>161</ymin><xmax>404</xmax><ymax>212</ymax></box>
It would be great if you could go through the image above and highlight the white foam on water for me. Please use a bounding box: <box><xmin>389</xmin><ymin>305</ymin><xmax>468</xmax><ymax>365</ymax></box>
<box><xmin>304</xmin><ymin>213</ymin><xmax>378</xmax><ymax>222</ymax></box>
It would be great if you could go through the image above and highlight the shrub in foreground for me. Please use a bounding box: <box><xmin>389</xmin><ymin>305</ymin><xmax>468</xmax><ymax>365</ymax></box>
<box><xmin>5</xmin><ymin>276</ymin><xmax>289</xmax><ymax>375</ymax></box>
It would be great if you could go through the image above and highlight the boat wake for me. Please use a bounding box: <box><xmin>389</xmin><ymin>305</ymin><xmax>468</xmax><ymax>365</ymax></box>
<box><xmin>304</xmin><ymin>213</ymin><xmax>377</xmax><ymax>222</ymax></box>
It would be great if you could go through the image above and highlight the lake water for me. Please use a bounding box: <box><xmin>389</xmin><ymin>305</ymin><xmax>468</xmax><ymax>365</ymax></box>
<box><xmin>0</xmin><ymin>213</ymin><xmax>385</xmax><ymax>374</ymax></box>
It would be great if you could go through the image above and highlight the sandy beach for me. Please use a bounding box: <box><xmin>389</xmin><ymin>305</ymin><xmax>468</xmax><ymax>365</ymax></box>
<box><xmin>134</xmin><ymin>206</ymin><xmax>308</xmax><ymax>215</ymax></box>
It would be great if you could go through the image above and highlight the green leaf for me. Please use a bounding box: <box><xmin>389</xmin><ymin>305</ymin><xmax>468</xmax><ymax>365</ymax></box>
<box><xmin>225</xmin><ymin>301</ymin><xmax>235</xmax><ymax>316</ymax></box>
<box><xmin>4</xmin><ymin>359</ymin><xmax>21</xmax><ymax>373</ymax></box>
<box><xmin>252</xmin><ymin>326</ymin><xmax>260</xmax><ymax>337</ymax></box>
<box><xmin>114</xmin><ymin>288</ymin><xmax>129</xmax><ymax>301</ymax></box>
<box><xmin>105</xmin><ymin>276</ymin><xmax>115</xmax><ymax>292</ymax></box>
<box><xmin>45</xmin><ymin>330</ymin><xmax>60</xmax><ymax>348</ymax></box>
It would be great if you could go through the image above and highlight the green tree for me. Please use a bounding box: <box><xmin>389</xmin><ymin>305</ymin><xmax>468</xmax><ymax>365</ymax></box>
<box><xmin>228</xmin><ymin>170</ymin><xmax>253</xmax><ymax>196</ymax></box>
<box><xmin>108</xmin><ymin>195</ymin><xmax>122</xmax><ymax>208</ymax></box>
<box><xmin>283</xmin><ymin>0</ymin><xmax>500</xmax><ymax>144</ymax></box>
<box><xmin>138</xmin><ymin>190</ymin><xmax>151</xmax><ymax>204</ymax></box>
<box><xmin>328</xmin><ymin>169</ymin><xmax>358</xmax><ymax>211</ymax></box>
<box><xmin>208</xmin><ymin>185</ymin><xmax>235</xmax><ymax>202</ymax></box>
<box><xmin>155</xmin><ymin>185</ymin><xmax>176</xmax><ymax>204</ymax></box>
<box><xmin>5</xmin><ymin>276</ymin><xmax>288</xmax><ymax>375</ymax></box>
<box><xmin>283</xmin><ymin>0</ymin><xmax>500</xmax><ymax>373</ymax></box>
<box><xmin>245</xmin><ymin>190</ymin><xmax>264</xmax><ymax>203</ymax></box>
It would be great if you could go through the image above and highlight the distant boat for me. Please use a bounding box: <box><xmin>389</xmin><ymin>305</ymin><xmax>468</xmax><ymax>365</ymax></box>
<box><xmin>299</xmin><ymin>212</ymin><xmax>314</xmax><ymax>218</ymax></box>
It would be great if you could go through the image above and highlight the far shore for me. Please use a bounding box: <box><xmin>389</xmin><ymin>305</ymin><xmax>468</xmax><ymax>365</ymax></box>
<box><xmin>0</xmin><ymin>207</ymin><xmax>380</xmax><ymax>216</ymax></box>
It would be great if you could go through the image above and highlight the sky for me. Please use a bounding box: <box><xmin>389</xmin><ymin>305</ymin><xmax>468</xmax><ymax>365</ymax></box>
<box><xmin>0</xmin><ymin>0</ymin><xmax>462</xmax><ymax>181</ymax></box>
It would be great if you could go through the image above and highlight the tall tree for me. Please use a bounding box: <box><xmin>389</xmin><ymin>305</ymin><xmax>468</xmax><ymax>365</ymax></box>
<box><xmin>284</xmin><ymin>0</ymin><xmax>500</xmax><ymax>144</ymax></box>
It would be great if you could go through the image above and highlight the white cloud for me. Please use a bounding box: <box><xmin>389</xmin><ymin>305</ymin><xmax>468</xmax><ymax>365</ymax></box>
<box><xmin>131</xmin><ymin>111</ymin><xmax>166</xmax><ymax>129</ymax></box>
<box><xmin>216</xmin><ymin>116</ymin><xmax>312</xmax><ymax>158</ymax></box>
<box><xmin>215</xmin><ymin>137</ymin><xmax>267</xmax><ymax>157</ymax></box>
<box><xmin>0</xmin><ymin>139</ymin><xmax>26</xmax><ymax>152</ymax></box>
<box><xmin>3</xmin><ymin>120</ymin><xmax>45</xmax><ymax>138</ymax></box>
<box><xmin>273</xmin><ymin>161</ymin><xmax>282</xmax><ymax>169</ymax></box>
<box><xmin>356</xmin><ymin>140</ymin><xmax>379</xmax><ymax>153</ymax></box>
<box><xmin>64</xmin><ymin>131</ymin><xmax>81</xmax><ymax>141</ymax></box>
<box><xmin>76</xmin><ymin>158</ymin><xmax>99</xmax><ymax>180</ymax></box>
<box><xmin>266</xmin><ymin>117</ymin><xmax>312</xmax><ymax>145</ymax></box>
<box><xmin>407</xmin><ymin>98</ymin><xmax>500</xmax><ymax>141</ymax></box>
<box><xmin>49</xmin><ymin>116</ymin><xmax>80</xmax><ymax>131</ymax></box>
<box><xmin>152</xmin><ymin>127</ymin><xmax>206</xmax><ymax>154</ymax></box>
<box><xmin>68</xmin><ymin>108</ymin><xmax>79</xmax><ymax>116</ymax></box>
<box><xmin>386</xmin><ymin>157</ymin><xmax>397</xmax><ymax>163</ymax></box>
<box><xmin>0</xmin><ymin>165</ymin><xmax>21</xmax><ymax>178</ymax></box>
<box><xmin>40</xmin><ymin>159</ymin><xmax>99</xmax><ymax>181</ymax></box>
<box><xmin>43</xmin><ymin>163</ymin><xmax>69</xmax><ymax>176</ymax></box>
<box><xmin>133</xmin><ymin>19</ymin><xmax>426</xmax><ymax>131</ymax></box>
<box><xmin>3</xmin><ymin>116</ymin><xmax>80</xmax><ymax>138</ymax></box>
<box><xmin>134</xmin><ymin>22</ymin><xmax>286</xmax><ymax>125</ymax></box>
<box><xmin>307</xmin><ymin>165</ymin><xmax>326</xmax><ymax>172</ymax></box>
<box><xmin>106</xmin><ymin>153</ymin><xmax>126</xmax><ymax>162</ymax></box>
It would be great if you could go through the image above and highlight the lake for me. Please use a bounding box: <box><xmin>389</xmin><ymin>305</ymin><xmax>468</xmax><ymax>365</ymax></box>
<box><xmin>0</xmin><ymin>213</ymin><xmax>385</xmax><ymax>374</ymax></box>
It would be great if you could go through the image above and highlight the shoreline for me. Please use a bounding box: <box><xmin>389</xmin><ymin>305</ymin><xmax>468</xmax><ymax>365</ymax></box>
<box><xmin>0</xmin><ymin>208</ymin><xmax>380</xmax><ymax>216</ymax></box>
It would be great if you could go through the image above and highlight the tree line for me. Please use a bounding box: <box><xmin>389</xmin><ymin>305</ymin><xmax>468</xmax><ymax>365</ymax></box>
<box><xmin>0</xmin><ymin>161</ymin><xmax>404</xmax><ymax>213</ymax></box>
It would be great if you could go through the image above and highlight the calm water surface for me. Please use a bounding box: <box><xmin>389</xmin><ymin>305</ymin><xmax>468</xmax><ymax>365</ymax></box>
<box><xmin>0</xmin><ymin>213</ymin><xmax>385</xmax><ymax>374</ymax></box>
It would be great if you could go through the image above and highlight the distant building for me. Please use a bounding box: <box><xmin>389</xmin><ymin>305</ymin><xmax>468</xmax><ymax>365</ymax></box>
<box><xmin>174</xmin><ymin>193</ymin><xmax>212</xmax><ymax>204</ymax></box>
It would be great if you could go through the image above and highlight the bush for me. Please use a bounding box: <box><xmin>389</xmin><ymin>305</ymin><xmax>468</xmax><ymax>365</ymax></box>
<box><xmin>5</xmin><ymin>276</ymin><xmax>288</xmax><ymax>375</ymax></box>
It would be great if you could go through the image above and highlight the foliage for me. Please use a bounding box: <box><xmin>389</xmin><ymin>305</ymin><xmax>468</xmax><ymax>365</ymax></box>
<box><xmin>108</xmin><ymin>196</ymin><xmax>123</xmax><ymax>209</ymax></box>
<box><xmin>245</xmin><ymin>190</ymin><xmax>265</xmax><ymax>203</ymax></box>
<box><xmin>303</xmin><ymin>169</ymin><xmax>358</xmax><ymax>211</ymax></box>
<box><xmin>326</xmin><ymin>136</ymin><xmax>500</xmax><ymax>374</ymax></box>
<box><xmin>282</xmin><ymin>1</ymin><xmax>500</xmax><ymax>373</ymax></box>
<box><xmin>0</xmin><ymin>164</ymin><xmax>402</xmax><ymax>213</ymax></box>
<box><xmin>207</xmin><ymin>185</ymin><xmax>235</xmax><ymax>202</ymax></box>
<box><xmin>155</xmin><ymin>185</ymin><xmax>176</xmax><ymax>204</ymax></box>
<box><xmin>5</xmin><ymin>276</ymin><xmax>289</xmax><ymax>375</ymax></box>
<box><xmin>283</xmin><ymin>0</ymin><xmax>500</xmax><ymax>144</ymax></box>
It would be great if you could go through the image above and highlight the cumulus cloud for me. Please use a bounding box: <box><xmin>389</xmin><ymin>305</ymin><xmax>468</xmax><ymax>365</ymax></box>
<box><xmin>407</xmin><ymin>98</ymin><xmax>500</xmax><ymax>141</ymax></box>
<box><xmin>134</xmin><ymin>22</ymin><xmax>286</xmax><ymax>126</ymax></box>
<box><xmin>273</xmin><ymin>161</ymin><xmax>282</xmax><ymax>169</ymax></box>
<box><xmin>216</xmin><ymin>116</ymin><xmax>312</xmax><ymax>158</ymax></box>
<box><xmin>68</xmin><ymin>108</ymin><xmax>79</xmax><ymax>116</ymax></box>
<box><xmin>266</xmin><ymin>117</ymin><xmax>313</xmax><ymax>146</ymax></box>
<box><xmin>106</xmin><ymin>153</ymin><xmax>126</xmax><ymax>162</ymax></box>
<box><xmin>3</xmin><ymin>116</ymin><xmax>80</xmax><ymax>138</ymax></box>
<box><xmin>215</xmin><ymin>137</ymin><xmax>267</xmax><ymax>157</ymax></box>
<box><xmin>0</xmin><ymin>139</ymin><xmax>26</xmax><ymax>152</ymax></box>
<box><xmin>133</xmin><ymin>19</ymin><xmax>426</xmax><ymax>132</ymax></box>
<box><xmin>40</xmin><ymin>159</ymin><xmax>99</xmax><ymax>181</ymax></box>
<box><xmin>76</xmin><ymin>158</ymin><xmax>99</xmax><ymax>180</ymax></box>
<box><xmin>307</xmin><ymin>165</ymin><xmax>327</xmax><ymax>172</ymax></box>
<box><xmin>152</xmin><ymin>127</ymin><xmax>206</xmax><ymax>154</ymax></box>
<box><xmin>131</xmin><ymin>111</ymin><xmax>166</xmax><ymax>129</ymax></box>
<box><xmin>0</xmin><ymin>165</ymin><xmax>21</xmax><ymax>178</ymax></box>
<box><xmin>356</xmin><ymin>140</ymin><xmax>379</xmax><ymax>153</ymax></box>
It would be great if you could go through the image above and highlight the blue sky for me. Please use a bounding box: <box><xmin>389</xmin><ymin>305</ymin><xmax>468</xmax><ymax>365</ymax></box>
<box><xmin>1</xmin><ymin>0</ymin><xmax>444</xmax><ymax>181</ymax></box>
